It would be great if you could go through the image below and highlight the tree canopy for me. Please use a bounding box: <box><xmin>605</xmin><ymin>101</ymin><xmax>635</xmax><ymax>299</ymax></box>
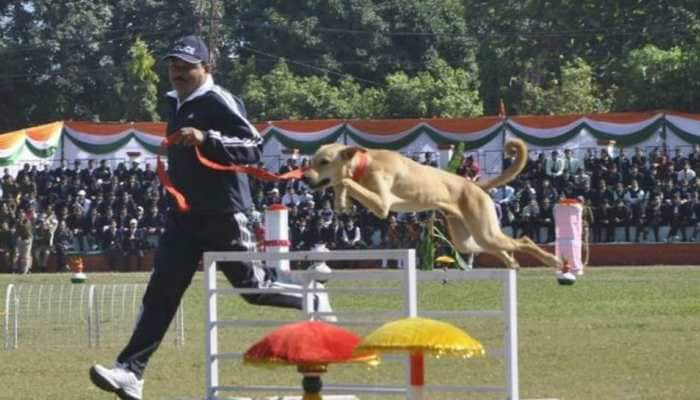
<box><xmin>1</xmin><ymin>0</ymin><xmax>699</xmax><ymax>131</ymax></box>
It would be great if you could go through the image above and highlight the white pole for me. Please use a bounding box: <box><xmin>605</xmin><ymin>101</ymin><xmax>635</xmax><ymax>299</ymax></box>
<box><xmin>87</xmin><ymin>285</ymin><xmax>97</xmax><ymax>348</ymax></box>
<box><xmin>203</xmin><ymin>254</ymin><xmax>219</xmax><ymax>400</ymax></box>
<box><xmin>13</xmin><ymin>286</ymin><xmax>18</xmax><ymax>349</ymax></box>
<box><xmin>403</xmin><ymin>250</ymin><xmax>420</xmax><ymax>400</ymax></box>
<box><xmin>504</xmin><ymin>270</ymin><xmax>519</xmax><ymax>400</ymax></box>
<box><xmin>264</xmin><ymin>204</ymin><xmax>291</xmax><ymax>273</ymax></box>
<box><xmin>4</xmin><ymin>284</ymin><xmax>13</xmax><ymax>350</ymax></box>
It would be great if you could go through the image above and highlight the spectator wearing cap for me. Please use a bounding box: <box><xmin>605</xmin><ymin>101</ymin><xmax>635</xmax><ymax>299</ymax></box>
<box><xmin>290</xmin><ymin>217</ymin><xmax>313</xmax><ymax>250</ymax></box>
<box><xmin>281</xmin><ymin>186</ymin><xmax>300</xmax><ymax>208</ymax></box>
<box><xmin>140</xmin><ymin>163</ymin><xmax>156</xmax><ymax>187</ymax></box>
<box><xmin>101</xmin><ymin>220</ymin><xmax>123</xmax><ymax>271</ymax></box>
<box><xmin>127</xmin><ymin>161</ymin><xmax>142</xmax><ymax>181</ymax></box>
<box><xmin>65</xmin><ymin>204</ymin><xmax>86</xmax><ymax>249</ymax></box>
<box><xmin>52</xmin><ymin>219</ymin><xmax>74</xmax><ymax>271</ymax></box>
<box><xmin>18</xmin><ymin>175</ymin><xmax>37</xmax><ymax>197</ymax></box>
<box><xmin>384</xmin><ymin>214</ymin><xmax>403</xmax><ymax>249</ymax></box>
<box><xmin>677</xmin><ymin>162</ymin><xmax>697</xmax><ymax>185</ymax></box>
<box><xmin>14</xmin><ymin>211</ymin><xmax>33</xmax><ymax>274</ymax></box>
<box><xmin>1</xmin><ymin>173</ymin><xmax>18</xmax><ymax>200</ymax></box>
<box><xmin>34</xmin><ymin>163</ymin><xmax>51</xmax><ymax>194</ymax></box>
<box><xmin>611</xmin><ymin>199</ymin><xmax>632</xmax><ymax>242</ymax></box>
<box><xmin>422</xmin><ymin>152</ymin><xmax>438</xmax><ymax>167</ymax></box>
<box><xmin>124</xmin><ymin>175</ymin><xmax>143</xmax><ymax>204</ymax></box>
<box><xmin>516</xmin><ymin>179</ymin><xmax>537</xmax><ymax>208</ymax></box>
<box><xmin>82</xmin><ymin>207</ymin><xmax>102</xmax><ymax>251</ymax></box>
<box><xmin>32</xmin><ymin>217</ymin><xmax>53</xmax><ymax>272</ymax></box>
<box><xmin>667</xmin><ymin>194</ymin><xmax>692</xmax><ymax>242</ymax></box>
<box><xmin>0</xmin><ymin>221</ymin><xmax>14</xmax><ymax>273</ymax></box>
<box><xmin>93</xmin><ymin>159</ymin><xmax>112</xmax><ymax>182</ymax></box>
<box><xmin>122</xmin><ymin>218</ymin><xmax>147</xmax><ymax>271</ymax></box>
<box><xmin>15</xmin><ymin>163</ymin><xmax>32</xmax><ymax>183</ymax></box>
<box><xmin>318</xmin><ymin>200</ymin><xmax>334</xmax><ymax>223</ymax></box>
<box><xmin>457</xmin><ymin>154</ymin><xmax>481</xmax><ymax>181</ymax></box>
<box><xmin>402</xmin><ymin>213</ymin><xmax>421</xmax><ymax>249</ymax></box>
<box><xmin>335</xmin><ymin>218</ymin><xmax>361</xmax><ymax>249</ymax></box>
<box><xmin>115</xmin><ymin>207</ymin><xmax>131</xmax><ymax>229</ymax></box>
<box><xmin>538</xmin><ymin>178</ymin><xmax>559</xmax><ymax>205</ymax></box>
<box><xmin>545</xmin><ymin>150</ymin><xmax>565</xmax><ymax>186</ymax></box>
<box><xmin>688</xmin><ymin>192</ymin><xmax>700</xmax><ymax>241</ymax></box>
<box><xmin>521</xmin><ymin>199</ymin><xmax>541</xmax><ymax>242</ymax></box>
<box><xmin>142</xmin><ymin>206</ymin><xmax>165</xmax><ymax>236</ymax></box>
<box><xmin>51</xmin><ymin>160</ymin><xmax>73</xmax><ymax>182</ymax></box>
<box><xmin>114</xmin><ymin>192</ymin><xmax>136</xmax><ymax>217</ymax></box>
<box><xmin>114</xmin><ymin>162</ymin><xmax>129</xmax><ymax>183</ymax></box>
<box><xmin>629</xmin><ymin>147</ymin><xmax>647</xmax><ymax>169</ymax></box>
<box><xmin>79</xmin><ymin>159</ymin><xmax>95</xmax><ymax>186</ymax></box>
<box><xmin>538</xmin><ymin>197</ymin><xmax>555</xmax><ymax>243</ymax></box>
<box><xmin>266</xmin><ymin>187</ymin><xmax>281</xmax><ymax>205</ymax></box>
<box><xmin>75</xmin><ymin>189</ymin><xmax>92</xmax><ymax>214</ymax></box>
<box><xmin>594</xmin><ymin>198</ymin><xmax>614</xmax><ymax>242</ymax></box>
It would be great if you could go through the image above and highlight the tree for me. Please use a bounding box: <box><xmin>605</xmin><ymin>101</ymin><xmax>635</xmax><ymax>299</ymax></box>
<box><xmin>241</xmin><ymin>60</ymin><xmax>383</xmax><ymax>120</ymax></box>
<box><xmin>383</xmin><ymin>58</ymin><xmax>482</xmax><ymax>118</ymax></box>
<box><xmin>116</xmin><ymin>38</ymin><xmax>160</xmax><ymax>121</ymax></box>
<box><xmin>617</xmin><ymin>44</ymin><xmax>700</xmax><ymax>112</ymax></box>
<box><xmin>223</xmin><ymin>0</ymin><xmax>477</xmax><ymax>84</ymax></box>
<box><xmin>518</xmin><ymin>58</ymin><xmax>613</xmax><ymax>115</ymax></box>
<box><xmin>464</xmin><ymin>0</ymin><xmax>700</xmax><ymax>115</ymax></box>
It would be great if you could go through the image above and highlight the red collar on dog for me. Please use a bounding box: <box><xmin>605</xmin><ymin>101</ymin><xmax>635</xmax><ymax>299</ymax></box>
<box><xmin>352</xmin><ymin>151</ymin><xmax>368</xmax><ymax>182</ymax></box>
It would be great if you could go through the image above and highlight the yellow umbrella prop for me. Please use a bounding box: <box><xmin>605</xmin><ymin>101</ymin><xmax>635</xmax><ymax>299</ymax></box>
<box><xmin>355</xmin><ymin>317</ymin><xmax>485</xmax><ymax>400</ymax></box>
<box><xmin>434</xmin><ymin>255</ymin><xmax>455</xmax><ymax>268</ymax></box>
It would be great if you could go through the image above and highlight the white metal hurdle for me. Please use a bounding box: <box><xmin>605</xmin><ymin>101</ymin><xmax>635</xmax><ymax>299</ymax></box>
<box><xmin>202</xmin><ymin>249</ymin><xmax>519</xmax><ymax>400</ymax></box>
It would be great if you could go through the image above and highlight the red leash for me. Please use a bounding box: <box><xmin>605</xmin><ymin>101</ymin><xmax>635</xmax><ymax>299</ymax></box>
<box><xmin>156</xmin><ymin>131</ymin><xmax>306</xmax><ymax>213</ymax></box>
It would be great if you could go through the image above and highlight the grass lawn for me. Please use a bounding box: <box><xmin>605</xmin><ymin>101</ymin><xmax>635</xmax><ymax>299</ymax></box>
<box><xmin>1</xmin><ymin>266</ymin><xmax>699</xmax><ymax>400</ymax></box>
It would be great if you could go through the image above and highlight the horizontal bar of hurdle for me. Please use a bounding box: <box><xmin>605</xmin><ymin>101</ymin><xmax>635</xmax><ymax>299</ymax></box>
<box><xmin>202</xmin><ymin>249</ymin><xmax>518</xmax><ymax>400</ymax></box>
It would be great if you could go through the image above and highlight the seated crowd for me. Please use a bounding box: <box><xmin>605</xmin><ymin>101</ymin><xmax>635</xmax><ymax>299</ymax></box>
<box><xmin>1</xmin><ymin>143</ymin><xmax>699</xmax><ymax>273</ymax></box>
<box><xmin>0</xmin><ymin>159</ymin><xmax>166</xmax><ymax>273</ymax></box>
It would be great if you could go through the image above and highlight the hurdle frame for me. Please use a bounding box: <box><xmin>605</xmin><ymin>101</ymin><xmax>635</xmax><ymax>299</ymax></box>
<box><xmin>202</xmin><ymin>249</ymin><xmax>519</xmax><ymax>400</ymax></box>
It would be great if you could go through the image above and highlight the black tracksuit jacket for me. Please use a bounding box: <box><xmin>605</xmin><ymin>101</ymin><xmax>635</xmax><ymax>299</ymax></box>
<box><xmin>163</xmin><ymin>75</ymin><xmax>262</xmax><ymax>213</ymax></box>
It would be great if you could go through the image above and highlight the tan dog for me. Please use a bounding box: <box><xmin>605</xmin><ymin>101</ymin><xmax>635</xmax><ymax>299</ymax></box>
<box><xmin>302</xmin><ymin>139</ymin><xmax>561</xmax><ymax>269</ymax></box>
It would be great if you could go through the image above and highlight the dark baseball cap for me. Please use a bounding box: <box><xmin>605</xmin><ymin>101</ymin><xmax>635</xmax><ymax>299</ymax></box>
<box><xmin>163</xmin><ymin>35</ymin><xmax>209</xmax><ymax>64</ymax></box>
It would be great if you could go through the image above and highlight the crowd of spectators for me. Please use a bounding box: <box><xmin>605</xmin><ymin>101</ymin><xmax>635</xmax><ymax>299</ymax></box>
<box><xmin>2</xmin><ymin>143</ymin><xmax>700</xmax><ymax>274</ymax></box>
<box><xmin>0</xmin><ymin>159</ymin><xmax>166</xmax><ymax>273</ymax></box>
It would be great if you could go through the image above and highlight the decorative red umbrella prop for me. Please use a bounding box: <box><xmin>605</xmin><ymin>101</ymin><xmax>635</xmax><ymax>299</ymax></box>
<box><xmin>244</xmin><ymin>321</ymin><xmax>378</xmax><ymax>400</ymax></box>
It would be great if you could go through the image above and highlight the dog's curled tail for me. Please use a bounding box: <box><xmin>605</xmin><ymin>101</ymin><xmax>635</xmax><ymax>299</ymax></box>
<box><xmin>477</xmin><ymin>138</ymin><xmax>528</xmax><ymax>191</ymax></box>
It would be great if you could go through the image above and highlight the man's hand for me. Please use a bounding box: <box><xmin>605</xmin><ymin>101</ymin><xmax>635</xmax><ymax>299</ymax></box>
<box><xmin>174</xmin><ymin>127</ymin><xmax>207</xmax><ymax>147</ymax></box>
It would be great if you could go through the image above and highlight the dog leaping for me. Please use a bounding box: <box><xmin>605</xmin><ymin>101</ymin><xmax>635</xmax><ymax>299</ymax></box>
<box><xmin>302</xmin><ymin>139</ymin><xmax>562</xmax><ymax>270</ymax></box>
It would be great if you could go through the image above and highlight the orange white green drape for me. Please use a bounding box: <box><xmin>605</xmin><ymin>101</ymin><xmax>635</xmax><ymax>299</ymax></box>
<box><xmin>4</xmin><ymin>112</ymin><xmax>700</xmax><ymax>165</ymax></box>
<box><xmin>0</xmin><ymin>121</ymin><xmax>62</xmax><ymax>166</ymax></box>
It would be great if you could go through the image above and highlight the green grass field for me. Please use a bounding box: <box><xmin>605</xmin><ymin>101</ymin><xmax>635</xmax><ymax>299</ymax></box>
<box><xmin>1</xmin><ymin>266</ymin><xmax>700</xmax><ymax>400</ymax></box>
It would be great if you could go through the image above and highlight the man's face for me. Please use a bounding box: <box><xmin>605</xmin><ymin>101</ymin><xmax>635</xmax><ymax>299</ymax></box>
<box><xmin>168</xmin><ymin>58</ymin><xmax>208</xmax><ymax>99</ymax></box>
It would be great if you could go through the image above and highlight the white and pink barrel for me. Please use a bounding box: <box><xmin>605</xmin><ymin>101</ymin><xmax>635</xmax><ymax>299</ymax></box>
<box><xmin>554</xmin><ymin>199</ymin><xmax>584</xmax><ymax>274</ymax></box>
<box><xmin>264</xmin><ymin>204</ymin><xmax>291</xmax><ymax>273</ymax></box>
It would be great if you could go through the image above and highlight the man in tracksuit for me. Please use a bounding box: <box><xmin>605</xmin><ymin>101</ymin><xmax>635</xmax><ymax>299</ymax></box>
<box><xmin>89</xmin><ymin>35</ymin><xmax>334</xmax><ymax>400</ymax></box>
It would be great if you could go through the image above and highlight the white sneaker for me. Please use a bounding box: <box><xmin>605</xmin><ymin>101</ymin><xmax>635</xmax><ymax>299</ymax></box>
<box><xmin>307</xmin><ymin>281</ymin><xmax>338</xmax><ymax>323</ymax></box>
<box><xmin>90</xmin><ymin>364</ymin><xmax>143</xmax><ymax>400</ymax></box>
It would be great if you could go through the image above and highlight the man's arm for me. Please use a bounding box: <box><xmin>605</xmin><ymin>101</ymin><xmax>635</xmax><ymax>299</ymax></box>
<box><xmin>202</xmin><ymin>92</ymin><xmax>262</xmax><ymax>165</ymax></box>
<box><xmin>174</xmin><ymin>93</ymin><xmax>262</xmax><ymax>165</ymax></box>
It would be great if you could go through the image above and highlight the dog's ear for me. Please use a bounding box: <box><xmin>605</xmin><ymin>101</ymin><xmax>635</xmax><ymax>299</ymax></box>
<box><xmin>339</xmin><ymin>146</ymin><xmax>366</xmax><ymax>161</ymax></box>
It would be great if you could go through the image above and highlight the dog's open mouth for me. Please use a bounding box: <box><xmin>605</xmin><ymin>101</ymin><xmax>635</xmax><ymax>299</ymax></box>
<box><xmin>308</xmin><ymin>177</ymin><xmax>331</xmax><ymax>190</ymax></box>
